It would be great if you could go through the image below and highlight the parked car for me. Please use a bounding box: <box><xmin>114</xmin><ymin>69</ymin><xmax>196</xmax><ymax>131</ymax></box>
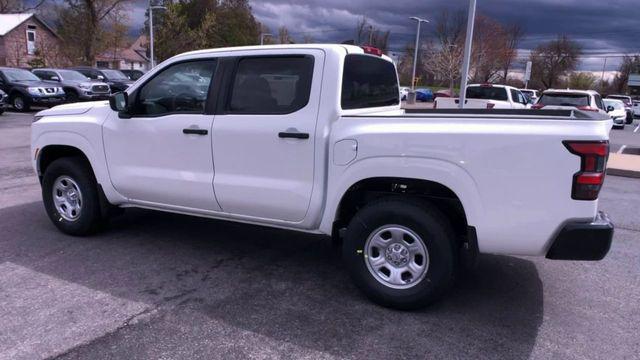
<box><xmin>415</xmin><ymin>88</ymin><xmax>434</xmax><ymax>102</ymax></box>
<box><xmin>603</xmin><ymin>98</ymin><xmax>627</xmax><ymax>129</ymax></box>
<box><xmin>519</xmin><ymin>89</ymin><xmax>539</xmax><ymax>104</ymax></box>
<box><xmin>533</xmin><ymin>89</ymin><xmax>606</xmax><ymax>114</ymax></box>
<box><xmin>399</xmin><ymin>86</ymin><xmax>410</xmax><ymax>101</ymax></box>
<box><xmin>433</xmin><ymin>89</ymin><xmax>453</xmax><ymax>98</ymax></box>
<box><xmin>0</xmin><ymin>67</ymin><xmax>65</xmax><ymax>111</ymax></box>
<box><xmin>605</xmin><ymin>95</ymin><xmax>633</xmax><ymax>124</ymax></box>
<box><xmin>0</xmin><ymin>89</ymin><xmax>7</xmax><ymax>114</ymax></box>
<box><xmin>69</xmin><ymin>67</ymin><xmax>133</xmax><ymax>93</ymax></box>
<box><xmin>120</xmin><ymin>69</ymin><xmax>146</xmax><ymax>81</ymax></box>
<box><xmin>434</xmin><ymin>84</ymin><xmax>528</xmax><ymax>109</ymax></box>
<box><xmin>32</xmin><ymin>68</ymin><xmax>111</xmax><ymax>103</ymax></box>
<box><xmin>634</xmin><ymin>100</ymin><xmax>640</xmax><ymax>118</ymax></box>
<box><xmin>32</xmin><ymin>44</ymin><xmax>614</xmax><ymax>310</ymax></box>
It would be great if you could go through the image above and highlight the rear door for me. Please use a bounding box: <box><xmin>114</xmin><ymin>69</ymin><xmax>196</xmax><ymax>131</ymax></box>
<box><xmin>212</xmin><ymin>51</ymin><xmax>323</xmax><ymax>222</ymax></box>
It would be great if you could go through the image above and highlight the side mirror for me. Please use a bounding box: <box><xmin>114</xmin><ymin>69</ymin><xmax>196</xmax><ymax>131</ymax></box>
<box><xmin>109</xmin><ymin>92</ymin><xmax>128</xmax><ymax>112</ymax></box>
<box><xmin>51</xmin><ymin>76</ymin><xmax>60</xmax><ymax>82</ymax></box>
<box><xmin>606</xmin><ymin>105</ymin><xmax>614</xmax><ymax>112</ymax></box>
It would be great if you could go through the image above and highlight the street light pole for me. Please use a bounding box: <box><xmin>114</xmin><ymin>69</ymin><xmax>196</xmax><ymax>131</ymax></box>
<box><xmin>260</xmin><ymin>33</ymin><xmax>272</xmax><ymax>45</ymax></box>
<box><xmin>409</xmin><ymin>16</ymin><xmax>429</xmax><ymax>104</ymax></box>
<box><xmin>148</xmin><ymin>1</ymin><xmax>166</xmax><ymax>69</ymax></box>
<box><xmin>458</xmin><ymin>0</ymin><xmax>476</xmax><ymax>109</ymax></box>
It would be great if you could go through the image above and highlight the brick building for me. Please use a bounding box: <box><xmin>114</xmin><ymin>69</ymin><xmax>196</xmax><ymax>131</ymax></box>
<box><xmin>95</xmin><ymin>35</ymin><xmax>150</xmax><ymax>71</ymax></box>
<box><xmin>0</xmin><ymin>13</ymin><xmax>67</xmax><ymax>68</ymax></box>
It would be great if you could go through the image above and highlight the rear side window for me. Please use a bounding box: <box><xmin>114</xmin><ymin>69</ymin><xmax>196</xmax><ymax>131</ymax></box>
<box><xmin>466</xmin><ymin>86</ymin><xmax>508</xmax><ymax>101</ymax></box>
<box><xmin>539</xmin><ymin>93</ymin><xmax>590</xmax><ymax>107</ymax></box>
<box><xmin>228</xmin><ymin>56</ymin><xmax>314</xmax><ymax>114</ymax></box>
<box><xmin>341</xmin><ymin>54</ymin><xmax>399</xmax><ymax>109</ymax></box>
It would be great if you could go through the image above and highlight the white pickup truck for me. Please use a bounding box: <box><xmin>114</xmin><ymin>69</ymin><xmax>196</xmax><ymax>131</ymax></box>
<box><xmin>434</xmin><ymin>84</ymin><xmax>529</xmax><ymax>109</ymax></box>
<box><xmin>32</xmin><ymin>44</ymin><xmax>614</xmax><ymax>309</ymax></box>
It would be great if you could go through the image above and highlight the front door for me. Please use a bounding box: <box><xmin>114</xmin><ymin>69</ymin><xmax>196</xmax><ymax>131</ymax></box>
<box><xmin>103</xmin><ymin>59</ymin><xmax>221</xmax><ymax>211</ymax></box>
<box><xmin>212</xmin><ymin>52</ymin><xmax>323</xmax><ymax>222</ymax></box>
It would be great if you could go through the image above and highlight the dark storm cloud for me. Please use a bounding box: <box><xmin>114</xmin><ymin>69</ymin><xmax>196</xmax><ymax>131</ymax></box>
<box><xmin>131</xmin><ymin>0</ymin><xmax>640</xmax><ymax>71</ymax></box>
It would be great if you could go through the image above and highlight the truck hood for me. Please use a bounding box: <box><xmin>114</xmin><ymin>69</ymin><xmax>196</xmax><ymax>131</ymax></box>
<box><xmin>35</xmin><ymin>101</ymin><xmax>108</xmax><ymax>117</ymax></box>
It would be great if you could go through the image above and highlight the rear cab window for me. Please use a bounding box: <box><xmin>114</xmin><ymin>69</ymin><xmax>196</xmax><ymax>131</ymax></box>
<box><xmin>466</xmin><ymin>86</ymin><xmax>508</xmax><ymax>101</ymax></box>
<box><xmin>538</xmin><ymin>93</ymin><xmax>590</xmax><ymax>107</ymax></box>
<box><xmin>341</xmin><ymin>54</ymin><xmax>399</xmax><ymax>109</ymax></box>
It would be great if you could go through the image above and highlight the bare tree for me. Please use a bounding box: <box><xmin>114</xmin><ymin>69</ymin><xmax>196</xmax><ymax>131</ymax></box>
<box><xmin>529</xmin><ymin>35</ymin><xmax>582</xmax><ymax>89</ymax></box>
<box><xmin>0</xmin><ymin>0</ymin><xmax>45</xmax><ymax>13</ymax></box>
<box><xmin>57</xmin><ymin>0</ymin><xmax>132</xmax><ymax>64</ymax></box>
<box><xmin>501</xmin><ymin>23</ymin><xmax>524</xmax><ymax>82</ymax></box>
<box><xmin>278</xmin><ymin>26</ymin><xmax>293</xmax><ymax>44</ymax></box>
<box><xmin>424</xmin><ymin>42</ymin><xmax>463</xmax><ymax>94</ymax></box>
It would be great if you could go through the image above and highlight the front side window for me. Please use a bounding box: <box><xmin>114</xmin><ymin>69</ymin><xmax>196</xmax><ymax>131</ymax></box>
<box><xmin>228</xmin><ymin>56</ymin><xmax>314</xmax><ymax>114</ymax></box>
<box><xmin>341</xmin><ymin>54</ymin><xmax>399</xmax><ymax>109</ymax></box>
<box><xmin>594</xmin><ymin>95</ymin><xmax>604</xmax><ymax>110</ymax></box>
<box><xmin>133</xmin><ymin>60</ymin><xmax>216</xmax><ymax>116</ymax></box>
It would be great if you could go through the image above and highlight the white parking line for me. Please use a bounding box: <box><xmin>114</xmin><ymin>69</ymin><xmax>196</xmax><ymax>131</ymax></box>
<box><xmin>634</xmin><ymin>123</ymin><xmax>640</xmax><ymax>133</ymax></box>
<box><xmin>617</xmin><ymin>145</ymin><xmax>627</xmax><ymax>154</ymax></box>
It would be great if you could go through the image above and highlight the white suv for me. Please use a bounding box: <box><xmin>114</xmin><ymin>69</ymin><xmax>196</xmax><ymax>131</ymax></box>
<box><xmin>533</xmin><ymin>89</ymin><xmax>606</xmax><ymax>114</ymax></box>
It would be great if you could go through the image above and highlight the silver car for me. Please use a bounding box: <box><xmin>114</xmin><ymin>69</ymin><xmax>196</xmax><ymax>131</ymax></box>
<box><xmin>32</xmin><ymin>68</ymin><xmax>111</xmax><ymax>103</ymax></box>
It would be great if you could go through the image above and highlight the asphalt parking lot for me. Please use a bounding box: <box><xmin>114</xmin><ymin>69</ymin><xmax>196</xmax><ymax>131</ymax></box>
<box><xmin>1</xmin><ymin>111</ymin><xmax>639</xmax><ymax>359</ymax></box>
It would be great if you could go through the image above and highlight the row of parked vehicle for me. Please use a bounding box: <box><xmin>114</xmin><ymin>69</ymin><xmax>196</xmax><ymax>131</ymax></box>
<box><xmin>417</xmin><ymin>83</ymin><xmax>637</xmax><ymax>129</ymax></box>
<box><xmin>0</xmin><ymin>66</ymin><xmax>145</xmax><ymax>112</ymax></box>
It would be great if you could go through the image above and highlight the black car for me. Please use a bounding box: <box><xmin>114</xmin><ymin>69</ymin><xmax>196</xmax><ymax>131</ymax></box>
<box><xmin>0</xmin><ymin>89</ymin><xmax>7</xmax><ymax>114</ymax></box>
<box><xmin>69</xmin><ymin>67</ymin><xmax>133</xmax><ymax>93</ymax></box>
<box><xmin>120</xmin><ymin>69</ymin><xmax>146</xmax><ymax>81</ymax></box>
<box><xmin>0</xmin><ymin>67</ymin><xmax>66</xmax><ymax>111</ymax></box>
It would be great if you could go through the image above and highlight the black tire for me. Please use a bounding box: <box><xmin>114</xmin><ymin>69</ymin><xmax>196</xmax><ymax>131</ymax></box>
<box><xmin>42</xmin><ymin>157</ymin><xmax>103</xmax><ymax>236</ymax></box>
<box><xmin>343</xmin><ymin>198</ymin><xmax>457</xmax><ymax>310</ymax></box>
<box><xmin>11</xmin><ymin>93</ymin><xmax>30</xmax><ymax>112</ymax></box>
<box><xmin>66</xmin><ymin>90</ymin><xmax>79</xmax><ymax>103</ymax></box>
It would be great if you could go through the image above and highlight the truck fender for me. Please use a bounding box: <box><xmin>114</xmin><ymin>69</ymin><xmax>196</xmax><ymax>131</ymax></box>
<box><xmin>319</xmin><ymin>156</ymin><xmax>483</xmax><ymax>235</ymax></box>
<box><xmin>32</xmin><ymin>130</ymin><xmax>127</xmax><ymax>205</ymax></box>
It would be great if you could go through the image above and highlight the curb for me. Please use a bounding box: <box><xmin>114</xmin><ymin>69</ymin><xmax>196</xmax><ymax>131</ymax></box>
<box><xmin>607</xmin><ymin>153</ymin><xmax>640</xmax><ymax>178</ymax></box>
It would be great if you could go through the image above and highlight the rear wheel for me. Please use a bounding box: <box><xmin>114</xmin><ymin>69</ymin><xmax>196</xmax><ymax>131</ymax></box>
<box><xmin>343</xmin><ymin>198</ymin><xmax>457</xmax><ymax>309</ymax></box>
<box><xmin>42</xmin><ymin>157</ymin><xmax>103</xmax><ymax>235</ymax></box>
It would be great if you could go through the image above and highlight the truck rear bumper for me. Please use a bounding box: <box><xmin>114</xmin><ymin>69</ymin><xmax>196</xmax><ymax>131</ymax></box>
<box><xmin>546</xmin><ymin>211</ymin><xmax>614</xmax><ymax>261</ymax></box>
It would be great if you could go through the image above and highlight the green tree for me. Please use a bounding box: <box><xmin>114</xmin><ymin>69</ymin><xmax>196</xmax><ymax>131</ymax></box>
<box><xmin>568</xmin><ymin>72</ymin><xmax>596</xmax><ymax>90</ymax></box>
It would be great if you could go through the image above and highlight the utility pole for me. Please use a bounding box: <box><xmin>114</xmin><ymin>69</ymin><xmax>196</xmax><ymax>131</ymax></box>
<box><xmin>600</xmin><ymin>57</ymin><xmax>608</xmax><ymax>91</ymax></box>
<box><xmin>458</xmin><ymin>0</ymin><xmax>476</xmax><ymax>109</ymax></box>
<box><xmin>408</xmin><ymin>17</ymin><xmax>429</xmax><ymax>104</ymax></box>
<box><xmin>260</xmin><ymin>33</ymin><xmax>272</xmax><ymax>45</ymax></box>
<box><xmin>369</xmin><ymin>25</ymin><xmax>374</xmax><ymax>45</ymax></box>
<box><xmin>148</xmin><ymin>1</ymin><xmax>166</xmax><ymax>69</ymax></box>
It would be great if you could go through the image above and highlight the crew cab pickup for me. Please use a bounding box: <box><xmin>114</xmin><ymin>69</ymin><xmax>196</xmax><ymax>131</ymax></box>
<box><xmin>31</xmin><ymin>44</ymin><xmax>614</xmax><ymax>309</ymax></box>
<box><xmin>434</xmin><ymin>84</ymin><xmax>529</xmax><ymax>109</ymax></box>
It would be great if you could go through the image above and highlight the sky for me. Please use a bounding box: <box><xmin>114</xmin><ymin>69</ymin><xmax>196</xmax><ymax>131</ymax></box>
<box><xmin>128</xmin><ymin>0</ymin><xmax>640</xmax><ymax>73</ymax></box>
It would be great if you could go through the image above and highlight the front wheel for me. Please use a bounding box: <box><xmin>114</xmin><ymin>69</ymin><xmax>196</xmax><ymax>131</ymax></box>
<box><xmin>11</xmin><ymin>94</ymin><xmax>30</xmax><ymax>112</ymax></box>
<box><xmin>42</xmin><ymin>157</ymin><xmax>103</xmax><ymax>235</ymax></box>
<box><xmin>343</xmin><ymin>198</ymin><xmax>457</xmax><ymax>309</ymax></box>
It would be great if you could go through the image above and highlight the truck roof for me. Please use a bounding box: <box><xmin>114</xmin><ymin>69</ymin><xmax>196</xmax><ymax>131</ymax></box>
<box><xmin>179</xmin><ymin>44</ymin><xmax>391</xmax><ymax>61</ymax></box>
<box><xmin>543</xmin><ymin>89</ymin><xmax>601</xmax><ymax>96</ymax></box>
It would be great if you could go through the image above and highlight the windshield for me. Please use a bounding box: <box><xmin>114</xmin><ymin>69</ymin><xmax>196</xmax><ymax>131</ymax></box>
<box><xmin>466</xmin><ymin>86</ymin><xmax>508</xmax><ymax>101</ymax></box>
<box><xmin>521</xmin><ymin>90</ymin><xmax>535</xmax><ymax>96</ymax></box>
<box><xmin>58</xmin><ymin>70</ymin><xmax>89</xmax><ymax>81</ymax></box>
<box><xmin>101</xmin><ymin>69</ymin><xmax>128</xmax><ymax>80</ymax></box>
<box><xmin>2</xmin><ymin>69</ymin><xmax>40</xmax><ymax>81</ymax></box>
<box><xmin>538</xmin><ymin>93</ymin><xmax>590</xmax><ymax>107</ymax></box>
<box><xmin>604</xmin><ymin>100</ymin><xmax>624</xmax><ymax>110</ymax></box>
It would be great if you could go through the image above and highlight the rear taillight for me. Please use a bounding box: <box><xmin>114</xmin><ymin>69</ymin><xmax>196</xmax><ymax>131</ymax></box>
<box><xmin>486</xmin><ymin>103</ymin><xmax>495</xmax><ymax>109</ymax></box>
<box><xmin>563</xmin><ymin>140</ymin><xmax>609</xmax><ymax>200</ymax></box>
<box><xmin>531</xmin><ymin>103</ymin><xmax>544</xmax><ymax>109</ymax></box>
<box><xmin>576</xmin><ymin>106</ymin><xmax>599</xmax><ymax>112</ymax></box>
